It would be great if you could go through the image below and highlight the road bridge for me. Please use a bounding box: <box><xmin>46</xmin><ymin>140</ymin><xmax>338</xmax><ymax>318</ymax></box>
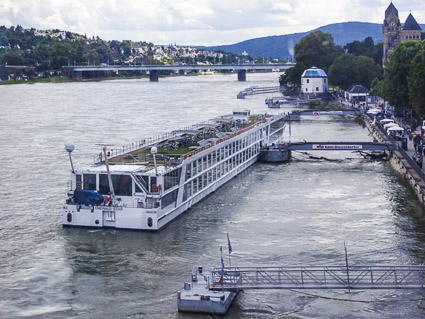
<box><xmin>62</xmin><ymin>63</ymin><xmax>293</xmax><ymax>81</ymax></box>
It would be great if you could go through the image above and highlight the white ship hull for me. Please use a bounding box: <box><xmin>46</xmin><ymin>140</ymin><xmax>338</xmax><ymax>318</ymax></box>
<box><xmin>63</xmin><ymin>112</ymin><xmax>286</xmax><ymax>231</ymax></box>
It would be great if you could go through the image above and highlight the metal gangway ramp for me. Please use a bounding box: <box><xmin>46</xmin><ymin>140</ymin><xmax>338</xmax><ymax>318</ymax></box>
<box><xmin>287</xmin><ymin>109</ymin><xmax>361</xmax><ymax>120</ymax></box>
<box><xmin>237</xmin><ymin>86</ymin><xmax>283</xmax><ymax>99</ymax></box>
<box><xmin>210</xmin><ymin>265</ymin><xmax>425</xmax><ymax>290</ymax></box>
<box><xmin>285</xmin><ymin>141</ymin><xmax>397</xmax><ymax>152</ymax></box>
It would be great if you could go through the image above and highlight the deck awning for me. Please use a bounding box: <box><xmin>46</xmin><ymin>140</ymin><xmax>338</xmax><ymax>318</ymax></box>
<box><xmin>172</xmin><ymin>129</ymin><xmax>201</xmax><ymax>135</ymax></box>
<box><xmin>211</xmin><ymin>117</ymin><xmax>233</xmax><ymax>123</ymax></box>
<box><xmin>192</xmin><ymin>123</ymin><xmax>220</xmax><ymax>129</ymax></box>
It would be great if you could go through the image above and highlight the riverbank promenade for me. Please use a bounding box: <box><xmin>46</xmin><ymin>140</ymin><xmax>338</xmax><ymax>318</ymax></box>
<box><xmin>360</xmin><ymin>105</ymin><xmax>425</xmax><ymax>206</ymax></box>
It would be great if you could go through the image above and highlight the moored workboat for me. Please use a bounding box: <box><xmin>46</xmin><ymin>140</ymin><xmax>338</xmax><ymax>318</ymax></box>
<box><xmin>63</xmin><ymin>110</ymin><xmax>286</xmax><ymax>231</ymax></box>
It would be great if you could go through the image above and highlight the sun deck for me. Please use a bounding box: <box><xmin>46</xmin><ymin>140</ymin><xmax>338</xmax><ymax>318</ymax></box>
<box><xmin>95</xmin><ymin>112</ymin><xmax>272</xmax><ymax>168</ymax></box>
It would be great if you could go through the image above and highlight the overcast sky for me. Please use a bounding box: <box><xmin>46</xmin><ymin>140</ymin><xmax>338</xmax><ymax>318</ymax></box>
<box><xmin>0</xmin><ymin>0</ymin><xmax>424</xmax><ymax>46</ymax></box>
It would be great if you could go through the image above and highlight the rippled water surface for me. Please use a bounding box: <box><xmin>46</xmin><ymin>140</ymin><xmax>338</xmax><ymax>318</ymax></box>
<box><xmin>1</xmin><ymin>73</ymin><xmax>425</xmax><ymax>318</ymax></box>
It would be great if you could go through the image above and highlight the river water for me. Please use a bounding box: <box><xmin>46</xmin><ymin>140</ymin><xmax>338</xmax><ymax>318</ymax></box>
<box><xmin>1</xmin><ymin>73</ymin><xmax>425</xmax><ymax>318</ymax></box>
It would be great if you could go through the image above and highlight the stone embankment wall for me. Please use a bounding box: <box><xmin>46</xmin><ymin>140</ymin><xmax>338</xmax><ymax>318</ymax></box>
<box><xmin>364</xmin><ymin>115</ymin><xmax>425</xmax><ymax>207</ymax></box>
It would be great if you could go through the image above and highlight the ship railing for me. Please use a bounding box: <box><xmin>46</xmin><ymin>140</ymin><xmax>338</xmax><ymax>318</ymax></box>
<box><xmin>93</xmin><ymin>123</ymin><xmax>217</xmax><ymax>164</ymax></box>
<box><xmin>94</xmin><ymin>117</ymin><xmax>270</xmax><ymax>164</ymax></box>
<box><xmin>93</xmin><ymin>132</ymin><xmax>176</xmax><ymax>164</ymax></box>
<box><xmin>178</xmin><ymin>119</ymin><xmax>267</xmax><ymax>162</ymax></box>
<box><xmin>86</xmin><ymin>201</ymin><xmax>160</xmax><ymax>209</ymax></box>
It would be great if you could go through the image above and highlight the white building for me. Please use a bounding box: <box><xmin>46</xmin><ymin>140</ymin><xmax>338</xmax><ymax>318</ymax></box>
<box><xmin>345</xmin><ymin>85</ymin><xmax>368</xmax><ymax>103</ymax></box>
<box><xmin>301</xmin><ymin>67</ymin><xmax>328</xmax><ymax>94</ymax></box>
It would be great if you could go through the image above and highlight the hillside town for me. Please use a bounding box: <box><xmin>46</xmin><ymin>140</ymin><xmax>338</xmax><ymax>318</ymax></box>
<box><xmin>0</xmin><ymin>26</ymin><xmax>259</xmax><ymax>82</ymax></box>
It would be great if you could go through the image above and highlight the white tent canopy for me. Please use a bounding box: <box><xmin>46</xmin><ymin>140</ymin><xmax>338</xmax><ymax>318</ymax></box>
<box><xmin>367</xmin><ymin>108</ymin><xmax>381</xmax><ymax>114</ymax></box>
<box><xmin>384</xmin><ymin>122</ymin><xmax>398</xmax><ymax>129</ymax></box>
<box><xmin>387</xmin><ymin>126</ymin><xmax>404</xmax><ymax>132</ymax></box>
<box><xmin>380</xmin><ymin>119</ymin><xmax>394</xmax><ymax>124</ymax></box>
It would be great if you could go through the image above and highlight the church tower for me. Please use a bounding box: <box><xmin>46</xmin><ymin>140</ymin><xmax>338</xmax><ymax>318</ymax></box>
<box><xmin>382</xmin><ymin>2</ymin><xmax>423</xmax><ymax>67</ymax></box>
<box><xmin>382</xmin><ymin>2</ymin><xmax>402</xmax><ymax>66</ymax></box>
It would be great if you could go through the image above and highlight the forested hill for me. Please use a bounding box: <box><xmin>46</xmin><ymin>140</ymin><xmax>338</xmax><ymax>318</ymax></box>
<box><xmin>199</xmin><ymin>22</ymin><xmax>425</xmax><ymax>60</ymax></box>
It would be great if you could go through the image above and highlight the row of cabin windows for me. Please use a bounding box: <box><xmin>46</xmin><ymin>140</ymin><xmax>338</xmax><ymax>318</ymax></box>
<box><xmin>185</xmin><ymin>131</ymin><xmax>261</xmax><ymax>180</ymax></box>
<box><xmin>163</xmin><ymin>168</ymin><xmax>181</xmax><ymax>190</ymax></box>
<box><xmin>76</xmin><ymin>174</ymin><xmax>157</xmax><ymax>196</ymax></box>
<box><xmin>184</xmin><ymin>145</ymin><xmax>259</xmax><ymax>199</ymax></box>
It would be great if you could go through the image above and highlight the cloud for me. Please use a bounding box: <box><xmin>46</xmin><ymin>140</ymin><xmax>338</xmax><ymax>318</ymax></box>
<box><xmin>0</xmin><ymin>0</ymin><xmax>424</xmax><ymax>45</ymax></box>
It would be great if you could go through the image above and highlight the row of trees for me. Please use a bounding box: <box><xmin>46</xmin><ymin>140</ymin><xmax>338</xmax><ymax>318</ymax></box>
<box><xmin>279</xmin><ymin>31</ymin><xmax>383</xmax><ymax>90</ymax></box>
<box><xmin>371</xmin><ymin>41</ymin><xmax>425</xmax><ymax>117</ymax></box>
<box><xmin>280</xmin><ymin>30</ymin><xmax>425</xmax><ymax>124</ymax></box>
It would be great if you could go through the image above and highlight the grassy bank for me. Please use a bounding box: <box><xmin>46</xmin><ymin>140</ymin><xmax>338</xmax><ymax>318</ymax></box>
<box><xmin>0</xmin><ymin>77</ymin><xmax>73</xmax><ymax>85</ymax></box>
<box><xmin>0</xmin><ymin>72</ymin><xmax>209</xmax><ymax>85</ymax></box>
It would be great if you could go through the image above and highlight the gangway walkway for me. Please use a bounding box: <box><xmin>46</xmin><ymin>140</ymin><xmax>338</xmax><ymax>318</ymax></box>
<box><xmin>285</xmin><ymin>141</ymin><xmax>396</xmax><ymax>152</ymax></box>
<box><xmin>210</xmin><ymin>265</ymin><xmax>425</xmax><ymax>290</ymax></box>
<box><xmin>237</xmin><ymin>86</ymin><xmax>284</xmax><ymax>99</ymax></box>
<box><xmin>287</xmin><ymin>109</ymin><xmax>361</xmax><ymax>120</ymax></box>
<box><xmin>266</xmin><ymin>97</ymin><xmax>309</xmax><ymax>108</ymax></box>
<box><xmin>178</xmin><ymin>263</ymin><xmax>425</xmax><ymax>314</ymax></box>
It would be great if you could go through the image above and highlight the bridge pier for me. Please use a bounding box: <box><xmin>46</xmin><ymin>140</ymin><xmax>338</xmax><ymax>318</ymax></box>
<box><xmin>149</xmin><ymin>70</ymin><xmax>159</xmax><ymax>82</ymax></box>
<box><xmin>237</xmin><ymin>70</ymin><xmax>246</xmax><ymax>82</ymax></box>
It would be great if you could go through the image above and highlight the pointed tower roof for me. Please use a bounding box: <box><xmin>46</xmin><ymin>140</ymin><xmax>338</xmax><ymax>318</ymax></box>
<box><xmin>385</xmin><ymin>2</ymin><xmax>398</xmax><ymax>19</ymax></box>
<box><xmin>404</xmin><ymin>13</ymin><xmax>422</xmax><ymax>31</ymax></box>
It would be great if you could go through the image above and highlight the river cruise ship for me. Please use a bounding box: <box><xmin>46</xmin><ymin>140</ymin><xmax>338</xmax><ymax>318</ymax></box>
<box><xmin>63</xmin><ymin>111</ymin><xmax>286</xmax><ymax>231</ymax></box>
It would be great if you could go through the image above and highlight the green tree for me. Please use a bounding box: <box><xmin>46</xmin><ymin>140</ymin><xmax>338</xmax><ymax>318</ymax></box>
<box><xmin>4</xmin><ymin>49</ymin><xmax>25</xmax><ymax>65</ymax></box>
<box><xmin>279</xmin><ymin>61</ymin><xmax>306</xmax><ymax>85</ymax></box>
<box><xmin>328</xmin><ymin>54</ymin><xmax>381</xmax><ymax>90</ymax></box>
<box><xmin>383</xmin><ymin>41</ymin><xmax>423</xmax><ymax>112</ymax></box>
<box><xmin>294</xmin><ymin>31</ymin><xmax>342</xmax><ymax>72</ymax></box>
<box><xmin>408</xmin><ymin>43</ymin><xmax>425</xmax><ymax>116</ymax></box>
<box><xmin>369</xmin><ymin>77</ymin><xmax>384</xmax><ymax>97</ymax></box>
<box><xmin>0</xmin><ymin>35</ymin><xmax>8</xmax><ymax>46</ymax></box>
<box><xmin>25</xmin><ymin>68</ymin><xmax>36</xmax><ymax>78</ymax></box>
<box><xmin>345</xmin><ymin>37</ymin><xmax>383</xmax><ymax>65</ymax></box>
<box><xmin>372</xmin><ymin>42</ymin><xmax>383</xmax><ymax>66</ymax></box>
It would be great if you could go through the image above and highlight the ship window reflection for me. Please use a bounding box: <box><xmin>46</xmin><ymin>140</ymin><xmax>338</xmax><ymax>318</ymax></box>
<box><xmin>83</xmin><ymin>174</ymin><xmax>96</xmax><ymax>190</ymax></box>
<box><xmin>161</xmin><ymin>189</ymin><xmax>178</xmax><ymax>208</ymax></box>
<box><xmin>76</xmin><ymin>174</ymin><xmax>82</xmax><ymax>189</ymax></box>
<box><xmin>99</xmin><ymin>174</ymin><xmax>132</xmax><ymax>196</ymax></box>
